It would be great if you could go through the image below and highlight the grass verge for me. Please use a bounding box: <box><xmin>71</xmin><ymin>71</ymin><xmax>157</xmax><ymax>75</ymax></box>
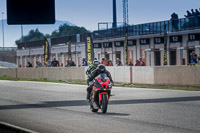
<box><xmin>0</xmin><ymin>75</ymin><xmax>200</xmax><ymax>91</ymax></box>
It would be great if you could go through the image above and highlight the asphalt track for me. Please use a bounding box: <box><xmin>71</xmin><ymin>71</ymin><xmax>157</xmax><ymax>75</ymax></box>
<box><xmin>0</xmin><ymin>80</ymin><xmax>200</xmax><ymax>133</ymax></box>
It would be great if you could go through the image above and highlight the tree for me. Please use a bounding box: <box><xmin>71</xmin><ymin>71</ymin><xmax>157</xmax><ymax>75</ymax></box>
<box><xmin>51</xmin><ymin>23</ymin><xmax>89</xmax><ymax>38</ymax></box>
<box><xmin>15</xmin><ymin>23</ymin><xmax>89</xmax><ymax>43</ymax></box>
<box><xmin>15</xmin><ymin>28</ymin><xmax>45</xmax><ymax>43</ymax></box>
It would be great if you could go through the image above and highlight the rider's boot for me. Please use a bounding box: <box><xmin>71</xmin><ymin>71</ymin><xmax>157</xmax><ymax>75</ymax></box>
<box><xmin>86</xmin><ymin>87</ymin><xmax>92</xmax><ymax>101</ymax></box>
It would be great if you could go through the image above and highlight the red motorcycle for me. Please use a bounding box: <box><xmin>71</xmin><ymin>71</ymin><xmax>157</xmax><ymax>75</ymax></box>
<box><xmin>89</xmin><ymin>73</ymin><xmax>112</xmax><ymax>113</ymax></box>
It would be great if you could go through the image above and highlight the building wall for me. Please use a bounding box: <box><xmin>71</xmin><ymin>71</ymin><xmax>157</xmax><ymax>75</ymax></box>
<box><xmin>17</xmin><ymin>31</ymin><xmax>200</xmax><ymax>68</ymax></box>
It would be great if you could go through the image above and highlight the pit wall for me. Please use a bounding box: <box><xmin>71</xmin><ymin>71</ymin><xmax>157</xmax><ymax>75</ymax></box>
<box><xmin>0</xmin><ymin>66</ymin><xmax>200</xmax><ymax>86</ymax></box>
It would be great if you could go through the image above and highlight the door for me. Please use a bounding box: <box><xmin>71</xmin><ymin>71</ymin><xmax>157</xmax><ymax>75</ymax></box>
<box><xmin>170</xmin><ymin>50</ymin><xmax>176</xmax><ymax>65</ymax></box>
<box><xmin>155</xmin><ymin>51</ymin><xmax>161</xmax><ymax>66</ymax></box>
<box><xmin>105</xmin><ymin>52</ymin><xmax>110</xmax><ymax>60</ymax></box>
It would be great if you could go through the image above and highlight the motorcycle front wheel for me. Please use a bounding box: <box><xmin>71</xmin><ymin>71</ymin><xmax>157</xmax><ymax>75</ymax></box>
<box><xmin>101</xmin><ymin>94</ymin><xmax>108</xmax><ymax>113</ymax></box>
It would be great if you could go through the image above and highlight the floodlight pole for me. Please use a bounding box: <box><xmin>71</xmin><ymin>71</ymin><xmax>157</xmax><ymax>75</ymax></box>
<box><xmin>2</xmin><ymin>12</ymin><xmax>5</xmax><ymax>48</ymax></box>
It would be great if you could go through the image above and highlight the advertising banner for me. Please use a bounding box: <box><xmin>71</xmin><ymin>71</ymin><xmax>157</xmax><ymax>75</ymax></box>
<box><xmin>85</xmin><ymin>34</ymin><xmax>94</xmax><ymax>65</ymax></box>
<box><xmin>44</xmin><ymin>38</ymin><xmax>50</xmax><ymax>65</ymax></box>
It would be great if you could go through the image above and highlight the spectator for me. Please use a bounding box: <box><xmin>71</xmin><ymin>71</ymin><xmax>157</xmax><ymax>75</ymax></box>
<box><xmin>101</xmin><ymin>58</ymin><xmax>107</xmax><ymax>66</ymax></box>
<box><xmin>69</xmin><ymin>58</ymin><xmax>76</xmax><ymax>66</ymax></box>
<box><xmin>60</xmin><ymin>63</ymin><xmax>64</xmax><ymax>67</ymax></box>
<box><xmin>46</xmin><ymin>60</ymin><xmax>52</xmax><ymax>67</ymax></box>
<box><xmin>36</xmin><ymin>59</ymin><xmax>42</xmax><ymax>68</ymax></box>
<box><xmin>135</xmin><ymin>60</ymin><xmax>140</xmax><ymax>66</ymax></box>
<box><xmin>184</xmin><ymin>10</ymin><xmax>192</xmax><ymax>18</ymax></box>
<box><xmin>129</xmin><ymin>61</ymin><xmax>133</xmax><ymax>66</ymax></box>
<box><xmin>116</xmin><ymin>58</ymin><xmax>123</xmax><ymax>66</ymax></box>
<box><xmin>171</xmin><ymin>12</ymin><xmax>179</xmax><ymax>31</ymax></box>
<box><xmin>194</xmin><ymin>54</ymin><xmax>200</xmax><ymax>65</ymax></box>
<box><xmin>51</xmin><ymin>57</ymin><xmax>59</xmax><ymax>67</ymax></box>
<box><xmin>107</xmin><ymin>60</ymin><xmax>113</xmax><ymax>66</ymax></box>
<box><xmin>195</xmin><ymin>9</ymin><xmax>200</xmax><ymax>27</ymax></box>
<box><xmin>26</xmin><ymin>61</ymin><xmax>33</xmax><ymax>68</ymax></box>
<box><xmin>82</xmin><ymin>58</ymin><xmax>88</xmax><ymax>66</ymax></box>
<box><xmin>66</xmin><ymin>58</ymin><xmax>76</xmax><ymax>67</ymax></box>
<box><xmin>139</xmin><ymin>58</ymin><xmax>146</xmax><ymax>66</ymax></box>
<box><xmin>195</xmin><ymin>9</ymin><xmax>200</xmax><ymax>16</ymax></box>
<box><xmin>191</xmin><ymin>9</ymin><xmax>196</xmax><ymax>16</ymax></box>
<box><xmin>190</xmin><ymin>52</ymin><xmax>196</xmax><ymax>65</ymax></box>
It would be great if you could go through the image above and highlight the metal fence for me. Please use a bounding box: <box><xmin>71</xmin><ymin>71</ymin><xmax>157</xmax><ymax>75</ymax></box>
<box><xmin>93</xmin><ymin>16</ymin><xmax>200</xmax><ymax>40</ymax></box>
<box><xmin>0</xmin><ymin>47</ymin><xmax>17</xmax><ymax>51</ymax></box>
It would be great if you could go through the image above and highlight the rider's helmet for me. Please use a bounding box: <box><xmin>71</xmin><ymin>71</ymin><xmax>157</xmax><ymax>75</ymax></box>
<box><xmin>93</xmin><ymin>60</ymin><xmax>100</xmax><ymax>68</ymax></box>
<box><xmin>97</xmin><ymin>64</ymin><xmax>106</xmax><ymax>73</ymax></box>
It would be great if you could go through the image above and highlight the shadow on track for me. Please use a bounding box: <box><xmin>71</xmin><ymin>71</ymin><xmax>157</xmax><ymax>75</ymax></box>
<box><xmin>96</xmin><ymin>112</ymin><xmax>130</xmax><ymax>116</ymax></box>
<box><xmin>0</xmin><ymin>96</ymin><xmax>200</xmax><ymax>110</ymax></box>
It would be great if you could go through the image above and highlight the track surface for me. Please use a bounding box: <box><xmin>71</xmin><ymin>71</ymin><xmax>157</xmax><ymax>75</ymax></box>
<box><xmin>0</xmin><ymin>80</ymin><xmax>200</xmax><ymax>133</ymax></box>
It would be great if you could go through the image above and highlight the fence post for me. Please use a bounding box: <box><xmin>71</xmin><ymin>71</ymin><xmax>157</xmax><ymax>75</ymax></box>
<box><xmin>130</xmin><ymin>67</ymin><xmax>133</xmax><ymax>83</ymax></box>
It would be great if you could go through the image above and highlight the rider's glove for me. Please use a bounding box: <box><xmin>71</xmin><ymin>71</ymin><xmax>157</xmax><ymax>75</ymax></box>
<box><xmin>108</xmin><ymin>82</ymin><xmax>113</xmax><ymax>88</ymax></box>
<box><xmin>89</xmin><ymin>81</ymin><xmax>94</xmax><ymax>86</ymax></box>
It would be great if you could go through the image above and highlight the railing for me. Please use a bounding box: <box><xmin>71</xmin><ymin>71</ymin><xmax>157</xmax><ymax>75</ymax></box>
<box><xmin>0</xmin><ymin>47</ymin><xmax>17</xmax><ymax>51</ymax></box>
<box><xmin>93</xmin><ymin>16</ymin><xmax>200</xmax><ymax>40</ymax></box>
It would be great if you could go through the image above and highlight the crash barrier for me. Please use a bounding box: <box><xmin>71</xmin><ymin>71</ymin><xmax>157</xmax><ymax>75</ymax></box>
<box><xmin>0</xmin><ymin>66</ymin><xmax>200</xmax><ymax>86</ymax></box>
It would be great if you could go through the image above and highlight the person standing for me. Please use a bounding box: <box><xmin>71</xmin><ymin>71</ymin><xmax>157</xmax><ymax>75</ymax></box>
<box><xmin>129</xmin><ymin>61</ymin><xmax>133</xmax><ymax>66</ymax></box>
<box><xmin>26</xmin><ymin>62</ymin><xmax>33</xmax><ymax>68</ymax></box>
<box><xmin>116</xmin><ymin>58</ymin><xmax>123</xmax><ymax>66</ymax></box>
<box><xmin>101</xmin><ymin>58</ymin><xmax>107</xmax><ymax>66</ymax></box>
<box><xmin>51</xmin><ymin>57</ymin><xmax>59</xmax><ymax>67</ymax></box>
<box><xmin>139</xmin><ymin>58</ymin><xmax>146</xmax><ymax>66</ymax></box>
<box><xmin>36</xmin><ymin>59</ymin><xmax>42</xmax><ymax>68</ymax></box>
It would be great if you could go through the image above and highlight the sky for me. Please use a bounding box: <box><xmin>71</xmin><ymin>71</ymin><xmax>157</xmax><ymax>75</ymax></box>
<box><xmin>0</xmin><ymin>0</ymin><xmax>200</xmax><ymax>30</ymax></box>
<box><xmin>0</xmin><ymin>0</ymin><xmax>200</xmax><ymax>47</ymax></box>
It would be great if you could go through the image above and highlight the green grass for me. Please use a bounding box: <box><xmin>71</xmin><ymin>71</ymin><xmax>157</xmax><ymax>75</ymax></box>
<box><xmin>114</xmin><ymin>83</ymin><xmax>200</xmax><ymax>91</ymax></box>
<box><xmin>0</xmin><ymin>75</ymin><xmax>199</xmax><ymax>91</ymax></box>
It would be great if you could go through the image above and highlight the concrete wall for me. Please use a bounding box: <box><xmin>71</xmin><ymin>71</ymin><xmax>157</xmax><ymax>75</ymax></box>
<box><xmin>0</xmin><ymin>66</ymin><xmax>200</xmax><ymax>86</ymax></box>
<box><xmin>0</xmin><ymin>68</ymin><xmax>17</xmax><ymax>78</ymax></box>
<box><xmin>106</xmin><ymin>66</ymin><xmax>130</xmax><ymax>83</ymax></box>
<box><xmin>132</xmin><ymin>67</ymin><xmax>154</xmax><ymax>84</ymax></box>
<box><xmin>154</xmin><ymin>66</ymin><xmax>200</xmax><ymax>86</ymax></box>
<box><xmin>17</xmin><ymin>68</ymin><xmax>43</xmax><ymax>79</ymax></box>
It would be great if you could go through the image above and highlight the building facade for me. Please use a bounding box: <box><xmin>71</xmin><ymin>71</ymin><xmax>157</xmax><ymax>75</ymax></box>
<box><xmin>16</xmin><ymin>16</ymin><xmax>200</xmax><ymax>67</ymax></box>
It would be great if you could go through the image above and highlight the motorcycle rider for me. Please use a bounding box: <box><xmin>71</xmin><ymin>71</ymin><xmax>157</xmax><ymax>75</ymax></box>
<box><xmin>86</xmin><ymin>64</ymin><xmax>113</xmax><ymax>100</ymax></box>
<box><xmin>86</xmin><ymin>60</ymin><xmax>100</xmax><ymax>76</ymax></box>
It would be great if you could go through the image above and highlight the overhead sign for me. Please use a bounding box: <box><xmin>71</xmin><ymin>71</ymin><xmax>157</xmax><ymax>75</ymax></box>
<box><xmin>93</xmin><ymin>43</ymin><xmax>102</xmax><ymax>48</ymax></box>
<box><xmin>115</xmin><ymin>41</ymin><xmax>124</xmax><ymax>47</ymax></box>
<box><xmin>188</xmin><ymin>34</ymin><xmax>200</xmax><ymax>41</ymax></box>
<box><xmin>127</xmin><ymin>40</ymin><xmax>136</xmax><ymax>46</ymax></box>
<box><xmin>140</xmin><ymin>38</ymin><xmax>150</xmax><ymax>45</ymax></box>
<box><xmin>154</xmin><ymin>37</ymin><xmax>164</xmax><ymax>44</ymax></box>
<box><xmin>103</xmin><ymin>42</ymin><xmax>112</xmax><ymax>48</ymax></box>
<box><xmin>170</xmin><ymin>36</ymin><xmax>182</xmax><ymax>43</ymax></box>
<box><xmin>85</xmin><ymin>34</ymin><xmax>94</xmax><ymax>65</ymax></box>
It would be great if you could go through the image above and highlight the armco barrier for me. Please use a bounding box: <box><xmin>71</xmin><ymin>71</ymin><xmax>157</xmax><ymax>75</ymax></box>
<box><xmin>0</xmin><ymin>66</ymin><xmax>200</xmax><ymax>86</ymax></box>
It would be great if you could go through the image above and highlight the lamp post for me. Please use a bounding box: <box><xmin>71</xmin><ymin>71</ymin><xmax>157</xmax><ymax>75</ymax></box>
<box><xmin>21</xmin><ymin>25</ymin><xmax>24</xmax><ymax>42</ymax></box>
<box><xmin>2</xmin><ymin>12</ymin><xmax>5</xmax><ymax>48</ymax></box>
